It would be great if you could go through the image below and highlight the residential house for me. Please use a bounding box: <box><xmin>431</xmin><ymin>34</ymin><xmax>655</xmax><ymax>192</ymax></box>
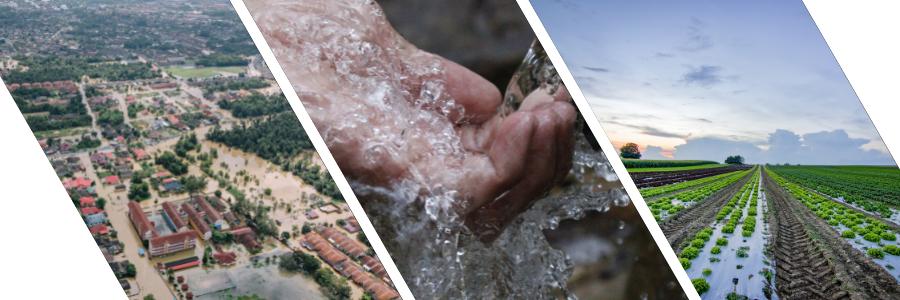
<box><xmin>86</xmin><ymin>213</ymin><xmax>108</xmax><ymax>227</ymax></box>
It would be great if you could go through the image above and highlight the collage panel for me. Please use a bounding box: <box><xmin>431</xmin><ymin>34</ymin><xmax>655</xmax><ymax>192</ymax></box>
<box><xmin>0</xmin><ymin>1</ymin><xmax>397</xmax><ymax>300</ymax></box>
<box><xmin>532</xmin><ymin>0</ymin><xmax>900</xmax><ymax>299</ymax></box>
<box><xmin>244</xmin><ymin>0</ymin><xmax>685</xmax><ymax>299</ymax></box>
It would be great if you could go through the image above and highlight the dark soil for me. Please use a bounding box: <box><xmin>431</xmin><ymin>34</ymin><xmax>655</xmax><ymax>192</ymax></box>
<box><xmin>765</xmin><ymin>170</ymin><xmax>900</xmax><ymax>300</ymax></box>
<box><xmin>661</xmin><ymin>171</ymin><xmax>753</xmax><ymax>251</ymax></box>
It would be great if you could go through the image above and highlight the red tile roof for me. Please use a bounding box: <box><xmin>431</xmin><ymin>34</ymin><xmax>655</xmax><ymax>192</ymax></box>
<box><xmin>194</xmin><ymin>195</ymin><xmax>223</xmax><ymax>225</ymax></box>
<box><xmin>318</xmin><ymin>227</ymin><xmax>366</xmax><ymax>257</ymax></box>
<box><xmin>149</xmin><ymin>231</ymin><xmax>198</xmax><ymax>252</ymax></box>
<box><xmin>89</xmin><ymin>224</ymin><xmax>109</xmax><ymax>235</ymax></box>
<box><xmin>181</xmin><ymin>203</ymin><xmax>211</xmax><ymax>236</ymax></box>
<box><xmin>128</xmin><ymin>201</ymin><xmax>158</xmax><ymax>239</ymax></box>
<box><xmin>79</xmin><ymin>196</ymin><xmax>95</xmax><ymax>207</ymax></box>
<box><xmin>318</xmin><ymin>246</ymin><xmax>348</xmax><ymax>266</ymax></box>
<box><xmin>105</xmin><ymin>175</ymin><xmax>121</xmax><ymax>184</ymax></box>
<box><xmin>81</xmin><ymin>207</ymin><xmax>99</xmax><ymax>215</ymax></box>
<box><xmin>162</xmin><ymin>178</ymin><xmax>175</xmax><ymax>184</ymax></box>
<box><xmin>133</xmin><ymin>148</ymin><xmax>149</xmax><ymax>160</ymax></box>
<box><xmin>116</xmin><ymin>136</ymin><xmax>125</xmax><ymax>142</ymax></box>
<box><xmin>161</xmin><ymin>202</ymin><xmax>187</xmax><ymax>231</ymax></box>
<box><xmin>213</xmin><ymin>252</ymin><xmax>237</xmax><ymax>265</ymax></box>
<box><xmin>63</xmin><ymin>177</ymin><xmax>92</xmax><ymax>189</ymax></box>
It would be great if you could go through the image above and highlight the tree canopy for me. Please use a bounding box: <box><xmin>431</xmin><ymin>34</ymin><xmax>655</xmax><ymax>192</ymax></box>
<box><xmin>619</xmin><ymin>142</ymin><xmax>642</xmax><ymax>159</ymax></box>
<box><xmin>725</xmin><ymin>155</ymin><xmax>746</xmax><ymax>165</ymax></box>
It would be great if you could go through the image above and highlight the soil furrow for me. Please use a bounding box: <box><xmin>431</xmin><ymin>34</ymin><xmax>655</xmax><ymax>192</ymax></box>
<box><xmin>765</xmin><ymin>170</ymin><xmax>899</xmax><ymax>300</ymax></box>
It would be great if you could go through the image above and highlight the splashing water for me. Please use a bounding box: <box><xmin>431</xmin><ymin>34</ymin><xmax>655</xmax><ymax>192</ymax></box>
<box><xmin>249</xmin><ymin>0</ymin><xmax>630</xmax><ymax>298</ymax></box>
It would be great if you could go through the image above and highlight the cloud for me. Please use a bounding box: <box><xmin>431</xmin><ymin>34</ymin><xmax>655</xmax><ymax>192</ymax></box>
<box><xmin>614</xmin><ymin>122</ymin><xmax>690</xmax><ymax>139</ymax></box>
<box><xmin>583</xmin><ymin>67</ymin><xmax>609</xmax><ymax>73</ymax></box>
<box><xmin>679</xmin><ymin>65</ymin><xmax>724</xmax><ymax>87</ymax></box>
<box><xmin>672</xmin><ymin>137</ymin><xmax>763</xmax><ymax>162</ymax></box>
<box><xmin>695</xmin><ymin>118</ymin><xmax>713</xmax><ymax>123</ymax></box>
<box><xmin>641</xmin><ymin>145</ymin><xmax>671</xmax><ymax>160</ymax></box>
<box><xmin>677</xmin><ymin>17</ymin><xmax>713</xmax><ymax>52</ymax></box>
<box><xmin>663</xmin><ymin>129</ymin><xmax>895</xmax><ymax>165</ymax></box>
<box><xmin>655</xmin><ymin>52</ymin><xmax>674</xmax><ymax>58</ymax></box>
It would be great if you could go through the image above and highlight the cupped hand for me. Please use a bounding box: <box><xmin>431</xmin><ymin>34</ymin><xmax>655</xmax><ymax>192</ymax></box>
<box><xmin>248</xmin><ymin>0</ymin><xmax>576</xmax><ymax>241</ymax></box>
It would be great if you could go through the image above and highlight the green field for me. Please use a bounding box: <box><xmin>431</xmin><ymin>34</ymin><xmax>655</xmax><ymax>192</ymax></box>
<box><xmin>163</xmin><ymin>66</ymin><xmax>246</xmax><ymax>78</ymax></box>
<box><xmin>627</xmin><ymin>163</ymin><xmax>728</xmax><ymax>173</ymax></box>
<box><xmin>622</xmin><ymin>159</ymin><xmax>720</xmax><ymax>169</ymax></box>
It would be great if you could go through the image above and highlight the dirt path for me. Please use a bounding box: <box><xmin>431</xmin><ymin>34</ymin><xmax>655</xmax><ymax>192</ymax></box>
<box><xmin>764</xmin><ymin>171</ymin><xmax>898</xmax><ymax>300</ymax></box>
<box><xmin>661</xmin><ymin>171</ymin><xmax>753</xmax><ymax>251</ymax></box>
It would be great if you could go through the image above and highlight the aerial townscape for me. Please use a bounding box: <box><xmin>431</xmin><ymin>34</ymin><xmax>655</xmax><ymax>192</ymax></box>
<box><xmin>1</xmin><ymin>1</ymin><xmax>399</xmax><ymax>300</ymax></box>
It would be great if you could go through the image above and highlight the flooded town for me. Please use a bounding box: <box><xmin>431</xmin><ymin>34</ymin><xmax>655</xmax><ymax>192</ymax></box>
<box><xmin>1</xmin><ymin>0</ymin><xmax>399</xmax><ymax>300</ymax></box>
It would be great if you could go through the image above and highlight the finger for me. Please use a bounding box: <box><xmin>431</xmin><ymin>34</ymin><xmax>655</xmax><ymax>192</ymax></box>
<box><xmin>465</xmin><ymin>108</ymin><xmax>561</xmax><ymax>241</ymax></box>
<box><xmin>440</xmin><ymin>56</ymin><xmax>502</xmax><ymax>124</ymax></box>
<box><xmin>548</xmin><ymin>101</ymin><xmax>577</xmax><ymax>183</ymax></box>
<box><xmin>460</xmin><ymin>112</ymin><xmax>535</xmax><ymax>212</ymax></box>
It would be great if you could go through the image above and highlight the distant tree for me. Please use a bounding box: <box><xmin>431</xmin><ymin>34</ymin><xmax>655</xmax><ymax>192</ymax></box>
<box><xmin>301</xmin><ymin>224</ymin><xmax>312</xmax><ymax>234</ymax></box>
<box><xmin>143</xmin><ymin>295</ymin><xmax>156</xmax><ymax>300</ymax></box>
<box><xmin>215</xmin><ymin>190</ymin><xmax>223</xmax><ymax>198</ymax></box>
<box><xmin>281</xmin><ymin>231</ymin><xmax>291</xmax><ymax>240</ymax></box>
<box><xmin>181</xmin><ymin>175</ymin><xmax>208</xmax><ymax>196</ymax></box>
<box><xmin>336</xmin><ymin>219</ymin><xmax>347</xmax><ymax>227</ymax></box>
<box><xmin>619</xmin><ymin>143</ymin><xmax>641</xmax><ymax>159</ymax></box>
<box><xmin>97</xmin><ymin>198</ymin><xmax>107</xmax><ymax>209</ymax></box>
<box><xmin>725</xmin><ymin>155</ymin><xmax>745</xmax><ymax>165</ymax></box>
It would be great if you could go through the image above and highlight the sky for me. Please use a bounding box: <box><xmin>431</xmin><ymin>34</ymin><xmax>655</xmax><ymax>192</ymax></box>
<box><xmin>532</xmin><ymin>0</ymin><xmax>896</xmax><ymax>165</ymax></box>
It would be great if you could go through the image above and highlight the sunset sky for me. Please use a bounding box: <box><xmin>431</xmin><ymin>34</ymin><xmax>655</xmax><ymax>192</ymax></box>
<box><xmin>533</xmin><ymin>0</ymin><xmax>895</xmax><ymax>165</ymax></box>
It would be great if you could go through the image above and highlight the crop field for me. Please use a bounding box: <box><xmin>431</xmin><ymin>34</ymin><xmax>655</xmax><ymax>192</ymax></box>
<box><xmin>622</xmin><ymin>159</ymin><xmax>720</xmax><ymax>169</ymax></box>
<box><xmin>627</xmin><ymin>163</ymin><xmax>727</xmax><ymax>173</ymax></box>
<box><xmin>641</xmin><ymin>163</ymin><xmax>900</xmax><ymax>299</ymax></box>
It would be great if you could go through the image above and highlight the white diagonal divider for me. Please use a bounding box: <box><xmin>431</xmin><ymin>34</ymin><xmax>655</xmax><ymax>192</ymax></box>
<box><xmin>516</xmin><ymin>1</ymin><xmax>701</xmax><ymax>299</ymax></box>
<box><xmin>228</xmin><ymin>1</ymin><xmax>415</xmax><ymax>299</ymax></box>
<box><xmin>803</xmin><ymin>1</ymin><xmax>900</xmax><ymax>164</ymax></box>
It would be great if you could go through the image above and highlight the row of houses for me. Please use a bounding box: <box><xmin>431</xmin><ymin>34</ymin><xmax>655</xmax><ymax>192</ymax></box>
<box><xmin>6</xmin><ymin>80</ymin><xmax>75</xmax><ymax>91</ymax></box>
<box><xmin>301</xmin><ymin>231</ymin><xmax>398</xmax><ymax>300</ymax></box>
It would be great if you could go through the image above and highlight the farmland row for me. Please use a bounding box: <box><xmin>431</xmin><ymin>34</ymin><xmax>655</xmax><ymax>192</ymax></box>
<box><xmin>764</xmin><ymin>168</ymin><xmax>900</xmax><ymax>299</ymax></box>
<box><xmin>658</xmin><ymin>166</ymin><xmax>756</xmax><ymax>249</ymax></box>
<box><xmin>632</xmin><ymin>164</ymin><xmax>750</xmax><ymax>189</ymax></box>
<box><xmin>648</xmin><ymin>168</ymin><xmax>755</xmax><ymax>222</ymax></box>
<box><xmin>639</xmin><ymin>168</ymin><xmax>749</xmax><ymax>199</ymax></box>
<box><xmin>681</xmin><ymin>168</ymin><xmax>774</xmax><ymax>298</ymax></box>
<box><xmin>768</xmin><ymin>165</ymin><xmax>900</xmax><ymax>214</ymax></box>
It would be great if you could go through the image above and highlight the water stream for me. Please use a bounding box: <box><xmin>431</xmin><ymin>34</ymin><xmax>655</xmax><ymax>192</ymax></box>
<box><xmin>252</xmin><ymin>1</ymin><xmax>632</xmax><ymax>297</ymax></box>
<box><xmin>351</xmin><ymin>39</ymin><xmax>630</xmax><ymax>299</ymax></box>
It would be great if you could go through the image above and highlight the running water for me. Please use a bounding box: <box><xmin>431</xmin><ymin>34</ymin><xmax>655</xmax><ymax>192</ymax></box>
<box><xmin>250</xmin><ymin>1</ymin><xmax>631</xmax><ymax>298</ymax></box>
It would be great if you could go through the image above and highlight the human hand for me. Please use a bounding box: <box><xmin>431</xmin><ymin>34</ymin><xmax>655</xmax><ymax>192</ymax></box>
<box><xmin>248</xmin><ymin>0</ymin><xmax>576</xmax><ymax>241</ymax></box>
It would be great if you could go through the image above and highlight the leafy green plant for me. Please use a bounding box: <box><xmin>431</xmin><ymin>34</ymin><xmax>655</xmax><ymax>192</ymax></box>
<box><xmin>710</xmin><ymin>247</ymin><xmax>721</xmax><ymax>255</ymax></box>
<box><xmin>869</xmin><ymin>248</ymin><xmax>885</xmax><ymax>259</ymax></box>
<box><xmin>841</xmin><ymin>230</ymin><xmax>856</xmax><ymax>239</ymax></box>
<box><xmin>884</xmin><ymin>245</ymin><xmax>900</xmax><ymax>256</ymax></box>
<box><xmin>680</xmin><ymin>247</ymin><xmax>700</xmax><ymax>260</ymax></box>
<box><xmin>702</xmin><ymin>268</ymin><xmax>712</xmax><ymax>276</ymax></box>
<box><xmin>680</xmin><ymin>258</ymin><xmax>691</xmax><ymax>269</ymax></box>
<box><xmin>864</xmin><ymin>232</ymin><xmax>882</xmax><ymax>243</ymax></box>
<box><xmin>716</xmin><ymin>238</ymin><xmax>728</xmax><ymax>246</ymax></box>
<box><xmin>692</xmin><ymin>278</ymin><xmax>710</xmax><ymax>295</ymax></box>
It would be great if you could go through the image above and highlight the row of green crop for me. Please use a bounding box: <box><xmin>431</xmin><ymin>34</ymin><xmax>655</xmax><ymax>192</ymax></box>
<box><xmin>768</xmin><ymin>165</ymin><xmax>900</xmax><ymax>212</ymax></box>
<box><xmin>766</xmin><ymin>168</ymin><xmax>899</xmax><ymax>260</ymax></box>
<box><xmin>648</xmin><ymin>167</ymin><xmax>756</xmax><ymax>221</ymax></box>
<box><xmin>622</xmin><ymin>159</ymin><xmax>720</xmax><ymax>169</ymax></box>
<box><xmin>685</xmin><ymin>168</ymin><xmax>762</xmax><ymax>295</ymax></box>
<box><xmin>640</xmin><ymin>169</ymin><xmax>748</xmax><ymax>198</ymax></box>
